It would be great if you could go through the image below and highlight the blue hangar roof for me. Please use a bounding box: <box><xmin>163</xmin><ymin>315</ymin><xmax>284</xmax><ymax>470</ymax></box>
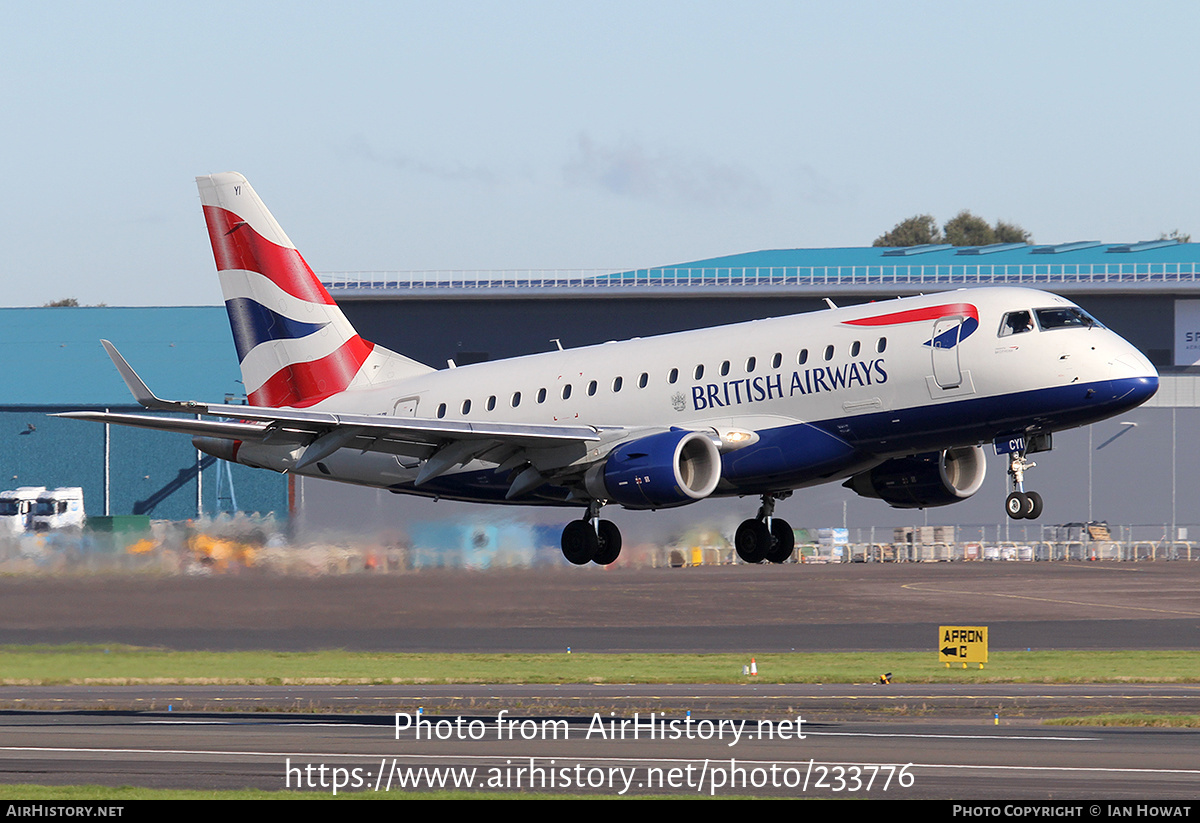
<box><xmin>592</xmin><ymin>240</ymin><xmax>1200</xmax><ymax>293</ymax></box>
<box><xmin>0</xmin><ymin>307</ymin><xmax>239</xmax><ymax>407</ymax></box>
<box><xmin>668</xmin><ymin>239</ymin><xmax>1200</xmax><ymax>269</ymax></box>
<box><xmin>322</xmin><ymin>241</ymin><xmax>1200</xmax><ymax>297</ymax></box>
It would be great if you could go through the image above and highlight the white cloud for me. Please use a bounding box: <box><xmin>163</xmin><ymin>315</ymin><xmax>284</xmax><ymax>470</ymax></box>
<box><xmin>563</xmin><ymin>134</ymin><xmax>771</xmax><ymax>210</ymax></box>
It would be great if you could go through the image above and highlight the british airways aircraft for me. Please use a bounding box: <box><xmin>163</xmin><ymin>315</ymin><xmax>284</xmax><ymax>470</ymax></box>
<box><xmin>61</xmin><ymin>173</ymin><xmax>1160</xmax><ymax>565</ymax></box>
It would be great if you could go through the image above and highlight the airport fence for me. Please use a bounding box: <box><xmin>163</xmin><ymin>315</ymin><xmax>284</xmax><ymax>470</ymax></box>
<box><xmin>661</xmin><ymin>523</ymin><xmax>1200</xmax><ymax>566</ymax></box>
<box><xmin>0</xmin><ymin>520</ymin><xmax>1196</xmax><ymax>574</ymax></box>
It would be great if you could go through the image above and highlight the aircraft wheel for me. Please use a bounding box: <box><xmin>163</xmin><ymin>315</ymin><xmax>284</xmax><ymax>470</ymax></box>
<box><xmin>1024</xmin><ymin>491</ymin><xmax>1043</xmax><ymax>520</ymax></box>
<box><xmin>561</xmin><ymin>519</ymin><xmax>598</xmax><ymax>565</ymax></box>
<box><xmin>765</xmin><ymin>518</ymin><xmax>795</xmax><ymax>564</ymax></box>
<box><xmin>735</xmin><ymin>519</ymin><xmax>771</xmax><ymax>564</ymax></box>
<box><xmin>593</xmin><ymin>520</ymin><xmax>622</xmax><ymax>565</ymax></box>
<box><xmin>1005</xmin><ymin>492</ymin><xmax>1028</xmax><ymax>520</ymax></box>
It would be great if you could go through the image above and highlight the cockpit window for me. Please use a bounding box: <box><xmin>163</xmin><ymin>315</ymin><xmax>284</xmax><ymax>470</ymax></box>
<box><xmin>1035</xmin><ymin>307</ymin><xmax>1102</xmax><ymax>331</ymax></box>
<box><xmin>999</xmin><ymin>310</ymin><xmax>1034</xmax><ymax>337</ymax></box>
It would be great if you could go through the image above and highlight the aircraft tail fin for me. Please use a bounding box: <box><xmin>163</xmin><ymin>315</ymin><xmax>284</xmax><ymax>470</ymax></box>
<box><xmin>196</xmin><ymin>173</ymin><xmax>432</xmax><ymax>408</ymax></box>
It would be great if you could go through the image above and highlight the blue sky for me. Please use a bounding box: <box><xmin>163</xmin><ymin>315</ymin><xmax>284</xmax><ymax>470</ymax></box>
<box><xmin>4</xmin><ymin>1</ymin><xmax>1198</xmax><ymax>306</ymax></box>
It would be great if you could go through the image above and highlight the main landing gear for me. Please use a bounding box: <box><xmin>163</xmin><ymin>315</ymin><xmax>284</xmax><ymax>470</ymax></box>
<box><xmin>735</xmin><ymin>493</ymin><xmax>795</xmax><ymax>564</ymax></box>
<box><xmin>1004</xmin><ymin>451</ymin><xmax>1043</xmax><ymax>520</ymax></box>
<box><xmin>561</xmin><ymin>500</ymin><xmax>622</xmax><ymax>566</ymax></box>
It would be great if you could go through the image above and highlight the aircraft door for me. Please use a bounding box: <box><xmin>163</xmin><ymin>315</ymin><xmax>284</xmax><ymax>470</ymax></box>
<box><xmin>930</xmin><ymin>316</ymin><xmax>964</xmax><ymax>389</ymax></box>
<box><xmin>392</xmin><ymin>396</ymin><xmax>420</xmax><ymax>417</ymax></box>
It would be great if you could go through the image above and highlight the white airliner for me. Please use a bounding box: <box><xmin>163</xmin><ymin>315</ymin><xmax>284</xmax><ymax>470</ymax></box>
<box><xmin>61</xmin><ymin>173</ymin><xmax>1160</xmax><ymax>565</ymax></box>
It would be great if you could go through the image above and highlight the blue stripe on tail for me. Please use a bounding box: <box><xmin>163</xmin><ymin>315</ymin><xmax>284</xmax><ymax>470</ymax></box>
<box><xmin>225</xmin><ymin>297</ymin><xmax>330</xmax><ymax>362</ymax></box>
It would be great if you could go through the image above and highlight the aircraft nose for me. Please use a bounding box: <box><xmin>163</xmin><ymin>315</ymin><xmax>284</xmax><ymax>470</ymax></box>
<box><xmin>1108</xmin><ymin>347</ymin><xmax>1159</xmax><ymax>405</ymax></box>
<box><xmin>1111</xmin><ymin>352</ymin><xmax>1156</xmax><ymax>377</ymax></box>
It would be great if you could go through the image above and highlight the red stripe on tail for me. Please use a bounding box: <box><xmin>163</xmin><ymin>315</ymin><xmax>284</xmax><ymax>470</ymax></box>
<box><xmin>202</xmin><ymin>205</ymin><xmax>336</xmax><ymax>306</ymax></box>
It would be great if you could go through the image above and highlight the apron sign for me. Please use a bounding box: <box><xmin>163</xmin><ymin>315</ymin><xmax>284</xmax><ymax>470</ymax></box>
<box><xmin>938</xmin><ymin>625</ymin><xmax>989</xmax><ymax>666</ymax></box>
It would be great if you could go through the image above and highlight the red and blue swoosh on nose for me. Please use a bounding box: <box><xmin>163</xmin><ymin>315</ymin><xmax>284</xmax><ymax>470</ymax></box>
<box><xmin>842</xmin><ymin>302</ymin><xmax>979</xmax><ymax>348</ymax></box>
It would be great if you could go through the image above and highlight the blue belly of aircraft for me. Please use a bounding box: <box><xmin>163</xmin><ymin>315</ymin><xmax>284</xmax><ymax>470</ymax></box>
<box><xmin>388</xmin><ymin>375</ymin><xmax>1158</xmax><ymax>506</ymax></box>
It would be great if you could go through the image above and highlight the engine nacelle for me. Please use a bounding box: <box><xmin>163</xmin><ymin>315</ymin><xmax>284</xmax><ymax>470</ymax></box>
<box><xmin>586</xmin><ymin>430</ymin><xmax>721</xmax><ymax>510</ymax></box>
<box><xmin>844</xmin><ymin>445</ymin><xmax>986</xmax><ymax>509</ymax></box>
<box><xmin>193</xmin><ymin>435</ymin><xmax>240</xmax><ymax>463</ymax></box>
<box><xmin>193</xmin><ymin>436</ymin><xmax>279</xmax><ymax>471</ymax></box>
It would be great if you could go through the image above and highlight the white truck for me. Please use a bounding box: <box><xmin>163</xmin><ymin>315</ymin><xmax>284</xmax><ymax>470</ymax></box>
<box><xmin>0</xmin><ymin>487</ymin><xmax>47</xmax><ymax>535</ymax></box>
<box><xmin>30</xmin><ymin>487</ymin><xmax>85</xmax><ymax>531</ymax></box>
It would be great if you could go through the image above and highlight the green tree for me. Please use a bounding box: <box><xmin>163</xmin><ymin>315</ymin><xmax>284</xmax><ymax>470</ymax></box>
<box><xmin>1159</xmin><ymin>229</ymin><xmax>1192</xmax><ymax>243</ymax></box>
<box><xmin>993</xmin><ymin>220</ymin><xmax>1031</xmax><ymax>244</ymax></box>
<box><xmin>873</xmin><ymin>214</ymin><xmax>942</xmax><ymax>247</ymax></box>
<box><xmin>943</xmin><ymin>211</ymin><xmax>995</xmax><ymax>246</ymax></box>
<box><xmin>874</xmin><ymin>213</ymin><xmax>1032</xmax><ymax>247</ymax></box>
<box><xmin>43</xmin><ymin>298</ymin><xmax>79</xmax><ymax>307</ymax></box>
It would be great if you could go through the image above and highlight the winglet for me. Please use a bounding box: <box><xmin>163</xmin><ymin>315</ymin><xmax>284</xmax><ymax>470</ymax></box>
<box><xmin>100</xmin><ymin>340</ymin><xmax>188</xmax><ymax>411</ymax></box>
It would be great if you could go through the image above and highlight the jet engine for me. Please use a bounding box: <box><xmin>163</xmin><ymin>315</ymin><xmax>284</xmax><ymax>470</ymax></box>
<box><xmin>585</xmin><ymin>430</ymin><xmax>721</xmax><ymax>510</ymax></box>
<box><xmin>844</xmin><ymin>445</ymin><xmax>986</xmax><ymax>509</ymax></box>
<box><xmin>193</xmin><ymin>436</ymin><xmax>278</xmax><ymax>471</ymax></box>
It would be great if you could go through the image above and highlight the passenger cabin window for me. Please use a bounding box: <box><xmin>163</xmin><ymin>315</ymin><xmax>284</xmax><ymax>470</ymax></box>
<box><xmin>587</xmin><ymin>380</ymin><xmax>597</xmax><ymax>396</ymax></box>
<box><xmin>745</xmin><ymin>356</ymin><xmax>756</xmax><ymax>373</ymax></box>
<box><xmin>537</xmin><ymin>388</ymin><xmax>547</xmax><ymax>403</ymax></box>
<box><xmin>562</xmin><ymin>384</ymin><xmax>572</xmax><ymax>400</ymax></box>
<box><xmin>486</xmin><ymin>395</ymin><xmax>496</xmax><ymax>411</ymax></box>
<box><xmin>638</xmin><ymin>372</ymin><xmax>648</xmax><ymax>389</ymax></box>
<box><xmin>512</xmin><ymin>392</ymin><xmax>521</xmax><ymax>407</ymax></box>
<box><xmin>999</xmin><ymin>310</ymin><xmax>1034</xmax><ymax>337</ymax></box>
<box><xmin>720</xmin><ymin>360</ymin><xmax>730</xmax><ymax>376</ymax></box>
<box><xmin>772</xmin><ymin>352</ymin><xmax>782</xmax><ymax>369</ymax></box>
<box><xmin>668</xmin><ymin>368</ymin><xmax>679</xmax><ymax>384</ymax></box>
<box><xmin>436</xmin><ymin>403</ymin><xmax>447</xmax><ymax>419</ymax></box>
<box><xmin>877</xmin><ymin>337</ymin><xmax>887</xmax><ymax>353</ymax></box>
<box><xmin>694</xmin><ymin>364</ymin><xmax>704</xmax><ymax>380</ymax></box>
<box><xmin>798</xmin><ymin>349</ymin><xmax>808</xmax><ymax>365</ymax></box>
<box><xmin>461</xmin><ymin>399</ymin><xmax>472</xmax><ymax>415</ymax></box>
<box><xmin>824</xmin><ymin>345</ymin><xmax>834</xmax><ymax>361</ymax></box>
<box><xmin>612</xmin><ymin>376</ymin><xmax>623</xmax><ymax>392</ymax></box>
<box><xmin>850</xmin><ymin>341</ymin><xmax>861</xmax><ymax>357</ymax></box>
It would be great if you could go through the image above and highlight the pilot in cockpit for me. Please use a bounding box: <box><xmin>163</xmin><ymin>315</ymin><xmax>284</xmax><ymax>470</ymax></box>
<box><xmin>1002</xmin><ymin>310</ymin><xmax>1034</xmax><ymax>336</ymax></box>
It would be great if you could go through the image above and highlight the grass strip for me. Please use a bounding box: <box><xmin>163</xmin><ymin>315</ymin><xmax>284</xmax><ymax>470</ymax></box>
<box><xmin>0</xmin><ymin>646</ymin><xmax>1197</xmax><ymax>685</ymax></box>
<box><xmin>1044</xmin><ymin>713</ymin><xmax>1200</xmax><ymax>727</ymax></box>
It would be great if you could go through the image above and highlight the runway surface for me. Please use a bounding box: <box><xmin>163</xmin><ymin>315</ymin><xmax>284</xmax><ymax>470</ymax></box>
<box><xmin>0</xmin><ymin>561</ymin><xmax>1197</xmax><ymax>652</ymax></box>
<box><xmin>1</xmin><ymin>685</ymin><xmax>1197</xmax><ymax>798</ymax></box>
<box><xmin>0</xmin><ymin>562</ymin><xmax>1197</xmax><ymax>798</ymax></box>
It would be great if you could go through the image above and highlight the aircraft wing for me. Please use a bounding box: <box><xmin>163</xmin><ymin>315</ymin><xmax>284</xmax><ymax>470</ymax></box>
<box><xmin>56</xmin><ymin>342</ymin><xmax>624</xmax><ymax>492</ymax></box>
<box><xmin>53</xmin><ymin>411</ymin><xmax>272</xmax><ymax>442</ymax></box>
<box><xmin>54</xmin><ymin>406</ymin><xmax>608</xmax><ymax>448</ymax></box>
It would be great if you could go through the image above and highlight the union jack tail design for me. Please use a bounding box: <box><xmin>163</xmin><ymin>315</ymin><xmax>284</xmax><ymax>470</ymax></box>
<box><xmin>197</xmin><ymin>173</ymin><xmax>432</xmax><ymax>408</ymax></box>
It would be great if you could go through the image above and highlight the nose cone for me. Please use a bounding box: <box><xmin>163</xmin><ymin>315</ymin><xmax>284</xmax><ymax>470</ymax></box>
<box><xmin>1109</xmin><ymin>349</ymin><xmax>1159</xmax><ymax>407</ymax></box>
<box><xmin>1122</xmin><ymin>373</ymin><xmax>1159</xmax><ymax>406</ymax></box>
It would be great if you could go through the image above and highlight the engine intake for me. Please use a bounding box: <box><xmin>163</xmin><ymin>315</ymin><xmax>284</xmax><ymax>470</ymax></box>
<box><xmin>586</xmin><ymin>430</ymin><xmax>721</xmax><ymax>510</ymax></box>
<box><xmin>844</xmin><ymin>445</ymin><xmax>986</xmax><ymax>509</ymax></box>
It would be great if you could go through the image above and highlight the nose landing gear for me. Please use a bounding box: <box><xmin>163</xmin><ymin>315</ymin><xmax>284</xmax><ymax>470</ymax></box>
<box><xmin>735</xmin><ymin>494</ymin><xmax>795</xmax><ymax>564</ymax></box>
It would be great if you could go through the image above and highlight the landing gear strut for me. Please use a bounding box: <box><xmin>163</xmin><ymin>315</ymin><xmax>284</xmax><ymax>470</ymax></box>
<box><xmin>1004</xmin><ymin>451</ymin><xmax>1043</xmax><ymax>520</ymax></box>
<box><xmin>735</xmin><ymin>494</ymin><xmax>795</xmax><ymax>564</ymax></box>
<box><xmin>561</xmin><ymin>500</ymin><xmax>622</xmax><ymax>566</ymax></box>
